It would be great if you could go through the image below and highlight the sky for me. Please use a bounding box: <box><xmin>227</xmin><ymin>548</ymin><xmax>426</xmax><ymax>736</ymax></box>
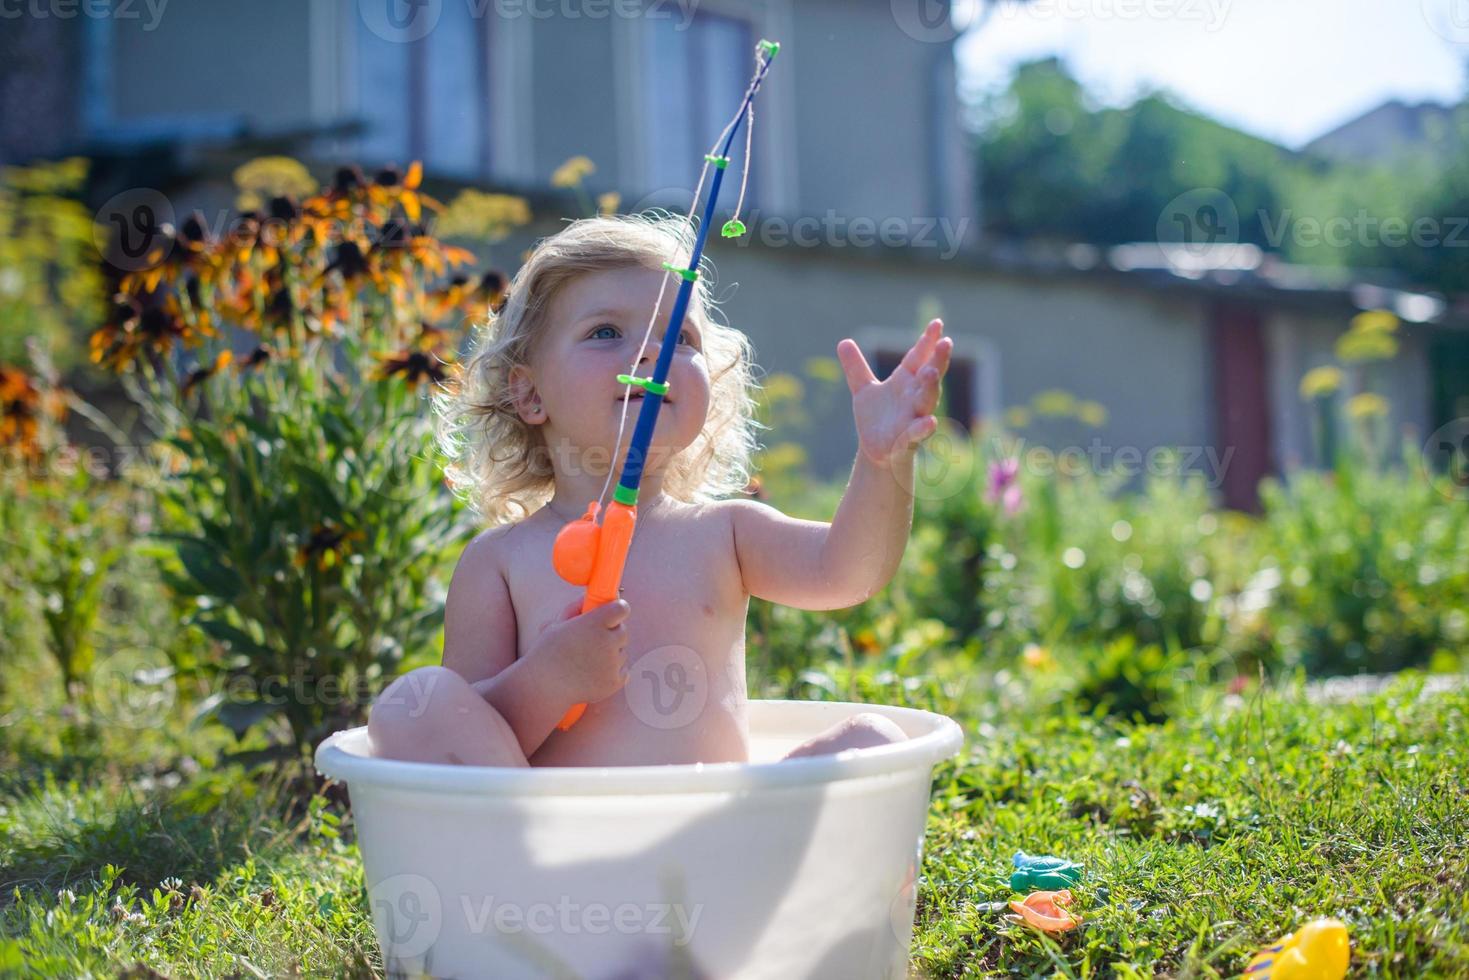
<box><xmin>955</xmin><ymin>0</ymin><xmax>1468</xmax><ymax>148</ymax></box>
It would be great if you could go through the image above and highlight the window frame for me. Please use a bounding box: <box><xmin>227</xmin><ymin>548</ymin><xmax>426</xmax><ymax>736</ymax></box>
<box><xmin>613</xmin><ymin>0</ymin><xmax>796</xmax><ymax>213</ymax></box>
<box><xmin>341</xmin><ymin>3</ymin><xmax>496</xmax><ymax>180</ymax></box>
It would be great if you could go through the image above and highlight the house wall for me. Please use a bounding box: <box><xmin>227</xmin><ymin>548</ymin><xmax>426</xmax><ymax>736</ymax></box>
<box><xmin>105</xmin><ymin>0</ymin><xmax>316</xmax><ymax>128</ymax></box>
<box><xmin>786</xmin><ymin>0</ymin><xmax>970</xmax><ymax>229</ymax></box>
<box><xmin>702</xmin><ymin>243</ymin><xmax>1215</xmax><ymax>480</ymax></box>
<box><xmin>87</xmin><ymin>0</ymin><xmax>966</xmax><ymax>228</ymax></box>
<box><xmin>0</xmin><ymin>10</ymin><xmax>82</xmax><ymax>164</ymax></box>
<box><xmin>529</xmin><ymin>11</ymin><xmax>621</xmax><ymax>186</ymax></box>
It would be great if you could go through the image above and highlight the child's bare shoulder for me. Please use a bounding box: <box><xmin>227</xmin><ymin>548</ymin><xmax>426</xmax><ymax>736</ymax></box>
<box><xmin>453</xmin><ymin>515</ymin><xmax>553</xmax><ymax>589</ymax></box>
<box><xmin>678</xmin><ymin>497</ymin><xmax>772</xmax><ymax>531</ymax></box>
<box><xmin>456</xmin><ymin>516</ymin><xmax>548</xmax><ymax>571</ymax></box>
<box><xmin>447</xmin><ymin>525</ymin><xmax>511</xmax><ymax>594</ymax></box>
<box><xmin>705</xmin><ymin>496</ymin><xmax>790</xmax><ymax>531</ymax></box>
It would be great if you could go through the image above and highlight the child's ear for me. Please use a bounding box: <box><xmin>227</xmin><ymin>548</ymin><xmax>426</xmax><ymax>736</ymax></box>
<box><xmin>508</xmin><ymin>365</ymin><xmax>546</xmax><ymax>425</ymax></box>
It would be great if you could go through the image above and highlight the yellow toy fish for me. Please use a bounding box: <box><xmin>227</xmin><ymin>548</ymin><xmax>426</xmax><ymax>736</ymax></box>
<box><xmin>1244</xmin><ymin>918</ymin><xmax>1349</xmax><ymax>980</ymax></box>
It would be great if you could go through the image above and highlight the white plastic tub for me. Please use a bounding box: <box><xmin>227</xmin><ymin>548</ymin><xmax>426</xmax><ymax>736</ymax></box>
<box><xmin>315</xmin><ymin>699</ymin><xmax>963</xmax><ymax>980</ymax></box>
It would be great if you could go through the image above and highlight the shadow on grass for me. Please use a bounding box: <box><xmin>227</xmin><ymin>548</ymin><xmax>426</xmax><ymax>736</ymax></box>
<box><xmin>0</xmin><ymin>772</ymin><xmax>285</xmax><ymax>904</ymax></box>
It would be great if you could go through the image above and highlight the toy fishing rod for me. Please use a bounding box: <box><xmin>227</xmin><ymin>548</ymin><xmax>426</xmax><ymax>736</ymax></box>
<box><xmin>550</xmin><ymin>39</ymin><xmax>780</xmax><ymax>731</ymax></box>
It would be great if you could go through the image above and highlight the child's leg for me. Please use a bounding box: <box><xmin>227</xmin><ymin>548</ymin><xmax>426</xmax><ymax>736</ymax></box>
<box><xmin>367</xmin><ymin>666</ymin><xmax>528</xmax><ymax>767</ymax></box>
<box><xmin>780</xmin><ymin>711</ymin><xmax>907</xmax><ymax>760</ymax></box>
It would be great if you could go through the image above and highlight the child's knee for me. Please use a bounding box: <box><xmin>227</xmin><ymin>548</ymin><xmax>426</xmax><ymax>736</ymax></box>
<box><xmin>842</xmin><ymin>712</ymin><xmax>907</xmax><ymax>749</ymax></box>
<box><xmin>368</xmin><ymin>666</ymin><xmax>526</xmax><ymax>766</ymax></box>
<box><xmin>784</xmin><ymin>711</ymin><xmax>907</xmax><ymax>759</ymax></box>
<box><xmin>369</xmin><ymin>666</ymin><xmax>471</xmax><ymax>747</ymax></box>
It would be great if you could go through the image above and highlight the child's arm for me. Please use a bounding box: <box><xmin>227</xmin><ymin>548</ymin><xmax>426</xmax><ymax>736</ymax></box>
<box><xmin>728</xmin><ymin>319</ymin><xmax>952</xmax><ymax>610</ymax></box>
<box><xmin>442</xmin><ymin>532</ymin><xmax>629</xmax><ymax>757</ymax></box>
<box><xmin>441</xmin><ymin>533</ymin><xmax>555</xmax><ymax>758</ymax></box>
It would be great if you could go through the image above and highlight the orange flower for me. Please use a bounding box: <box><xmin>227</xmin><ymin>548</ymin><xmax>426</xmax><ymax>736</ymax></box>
<box><xmin>0</xmin><ymin>364</ymin><xmax>67</xmax><ymax>462</ymax></box>
<box><xmin>371</xmin><ymin>220</ymin><xmax>474</xmax><ymax>284</ymax></box>
<box><xmin>181</xmin><ymin>350</ymin><xmax>234</xmax><ymax>396</ymax></box>
<box><xmin>118</xmin><ymin>210</ymin><xmax>220</xmax><ymax>297</ymax></box>
<box><xmin>376</xmin><ymin>325</ymin><xmax>456</xmax><ymax>389</ymax></box>
<box><xmin>236</xmin><ymin>344</ymin><xmax>275</xmax><ymax>374</ymax></box>
<box><xmin>427</xmin><ymin>269</ymin><xmax>507</xmax><ymax>320</ymax></box>
<box><xmin>308</xmin><ymin>165</ymin><xmax>371</xmax><ymax>223</ymax></box>
<box><xmin>89</xmin><ymin>293</ymin><xmax>210</xmax><ymax>371</ymax></box>
<box><xmin>294</xmin><ymin>519</ymin><xmax>366</xmax><ymax>571</ymax></box>
<box><xmin>369</xmin><ymin>162</ymin><xmax>441</xmax><ymax>223</ymax></box>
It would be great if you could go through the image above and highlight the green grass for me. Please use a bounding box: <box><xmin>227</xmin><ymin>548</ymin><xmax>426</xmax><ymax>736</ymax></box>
<box><xmin>1</xmin><ymin>654</ymin><xmax>1465</xmax><ymax>978</ymax></box>
<box><xmin>910</xmin><ymin>676</ymin><xmax>1469</xmax><ymax>977</ymax></box>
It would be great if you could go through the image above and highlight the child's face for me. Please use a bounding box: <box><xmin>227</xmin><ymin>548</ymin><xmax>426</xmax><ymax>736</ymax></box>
<box><xmin>519</xmin><ymin>265</ymin><xmax>712</xmax><ymax>479</ymax></box>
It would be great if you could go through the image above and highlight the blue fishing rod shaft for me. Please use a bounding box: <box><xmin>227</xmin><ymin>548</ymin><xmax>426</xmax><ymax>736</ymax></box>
<box><xmin>616</xmin><ymin>50</ymin><xmax>776</xmax><ymax>496</ymax></box>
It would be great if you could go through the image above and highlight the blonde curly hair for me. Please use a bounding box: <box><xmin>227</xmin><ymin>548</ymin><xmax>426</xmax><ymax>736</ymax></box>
<box><xmin>436</xmin><ymin>213</ymin><xmax>759</xmax><ymax>526</ymax></box>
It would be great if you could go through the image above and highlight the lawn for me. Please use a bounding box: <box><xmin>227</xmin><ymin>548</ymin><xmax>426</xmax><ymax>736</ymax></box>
<box><xmin>3</xmin><ymin>654</ymin><xmax>1464</xmax><ymax>978</ymax></box>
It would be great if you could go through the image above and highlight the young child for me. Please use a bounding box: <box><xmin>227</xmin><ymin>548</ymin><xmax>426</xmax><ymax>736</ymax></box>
<box><xmin>368</xmin><ymin>214</ymin><xmax>953</xmax><ymax>768</ymax></box>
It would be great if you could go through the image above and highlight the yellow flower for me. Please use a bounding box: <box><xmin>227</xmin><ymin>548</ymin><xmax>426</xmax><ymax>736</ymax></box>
<box><xmin>434</xmin><ymin>190</ymin><xmax>532</xmax><ymax>243</ymax></box>
<box><xmin>597</xmin><ymin>192</ymin><xmax>621</xmax><ymax>215</ymax></box>
<box><xmin>1022</xmin><ymin>644</ymin><xmax>1053</xmax><ymax>670</ymax></box>
<box><xmin>760</xmin><ymin>373</ymin><xmax>804</xmax><ymax>405</ymax></box>
<box><xmin>759</xmin><ymin>442</ymin><xmax>808</xmax><ymax>471</ymax></box>
<box><xmin>1350</xmin><ymin>309</ymin><xmax>1399</xmax><ymax>335</ymax></box>
<box><xmin>1004</xmin><ymin>407</ymin><xmax>1032</xmax><ymax>430</ymax></box>
<box><xmin>1336</xmin><ymin>329</ymin><xmax>1398</xmax><ymax>363</ymax></box>
<box><xmin>1032</xmin><ymin>389</ymin><xmax>1077</xmax><ymax>417</ymax></box>
<box><xmin>1299</xmin><ymin>366</ymin><xmax>1343</xmax><ymax>400</ymax></box>
<box><xmin>1346</xmin><ymin>393</ymin><xmax>1389</xmax><ymax>420</ymax></box>
<box><xmin>551</xmin><ymin>156</ymin><xmax>596</xmax><ymax>188</ymax></box>
<box><xmin>1076</xmin><ymin>400</ymin><xmax>1108</xmax><ymax>427</ymax></box>
<box><xmin>233</xmin><ymin>156</ymin><xmax>318</xmax><ymax>212</ymax></box>
<box><xmin>803</xmin><ymin>357</ymin><xmax>843</xmax><ymax>385</ymax></box>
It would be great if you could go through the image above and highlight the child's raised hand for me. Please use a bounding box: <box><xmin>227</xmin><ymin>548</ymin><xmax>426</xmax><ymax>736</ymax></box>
<box><xmin>836</xmin><ymin>319</ymin><xmax>953</xmax><ymax>469</ymax></box>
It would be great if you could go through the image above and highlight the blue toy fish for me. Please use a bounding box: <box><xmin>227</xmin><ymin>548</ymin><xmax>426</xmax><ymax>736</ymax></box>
<box><xmin>1010</xmin><ymin>851</ymin><xmax>1083</xmax><ymax>891</ymax></box>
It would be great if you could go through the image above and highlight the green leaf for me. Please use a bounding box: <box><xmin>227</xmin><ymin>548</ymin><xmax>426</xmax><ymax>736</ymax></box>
<box><xmin>192</xmin><ymin>616</ymin><xmax>268</xmax><ymax>656</ymax></box>
<box><xmin>176</xmin><ymin>540</ymin><xmax>244</xmax><ymax>600</ymax></box>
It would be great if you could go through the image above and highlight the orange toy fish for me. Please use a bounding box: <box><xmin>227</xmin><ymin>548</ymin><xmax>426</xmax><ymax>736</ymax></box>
<box><xmin>1009</xmin><ymin>890</ymin><xmax>1081</xmax><ymax>933</ymax></box>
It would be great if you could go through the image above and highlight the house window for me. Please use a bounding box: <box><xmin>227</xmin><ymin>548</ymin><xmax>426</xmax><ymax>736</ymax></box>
<box><xmin>353</xmin><ymin>4</ymin><xmax>487</xmax><ymax>177</ymax></box>
<box><xmin>873</xmin><ymin>349</ymin><xmax>979</xmax><ymax>433</ymax></box>
<box><xmin>643</xmin><ymin>10</ymin><xmax>757</xmax><ymax>198</ymax></box>
<box><xmin>353</xmin><ymin>22</ymin><xmax>412</xmax><ymax>164</ymax></box>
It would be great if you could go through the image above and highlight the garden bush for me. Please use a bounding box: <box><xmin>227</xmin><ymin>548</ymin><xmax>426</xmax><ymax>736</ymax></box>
<box><xmin>88</xmin><ymin>161</ymin><xmax>529</xmax><ymax>756</ymax></box>
<box><xmin>1258</xmin><ymin>452</ymin><xmax>1469</xmax><ymax>674</ymax></box>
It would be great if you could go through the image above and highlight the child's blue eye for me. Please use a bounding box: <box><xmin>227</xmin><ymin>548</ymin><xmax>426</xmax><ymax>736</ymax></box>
<box><xmin>589</xmin><ymin>324</ymin><xmax>620</xmax><ymax>340</ymax></box>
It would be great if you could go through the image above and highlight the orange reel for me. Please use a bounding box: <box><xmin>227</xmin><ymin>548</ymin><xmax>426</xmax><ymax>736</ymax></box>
<box><xmin>550</xmin><ymin>499</ymin><xmax>638</xmax><ymax>729</ymax></box>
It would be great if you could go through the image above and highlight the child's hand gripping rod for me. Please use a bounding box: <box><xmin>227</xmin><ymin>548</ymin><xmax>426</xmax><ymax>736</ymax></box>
<box><xmin>549</xmin><ymin>40</ymin><xmax>780</xmax><ymax>731</ymax></box>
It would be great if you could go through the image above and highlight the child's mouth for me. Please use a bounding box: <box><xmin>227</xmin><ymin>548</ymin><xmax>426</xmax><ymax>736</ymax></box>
<box><xmin>618</xmin><ymin>391</ymin><xmax>673</xmax><ymax>405</ymax></box>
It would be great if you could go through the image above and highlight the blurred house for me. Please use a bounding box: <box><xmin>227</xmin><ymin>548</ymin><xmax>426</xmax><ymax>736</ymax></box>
<box><xmin>2</xmin><ymin>0</ymin><xmax>1463</xmax><ymax>509</ymax></box>
<box><xmin>1304</xmin><ymin>99</ymin><xmax>1460</xmax><ymax>166</ymax></box>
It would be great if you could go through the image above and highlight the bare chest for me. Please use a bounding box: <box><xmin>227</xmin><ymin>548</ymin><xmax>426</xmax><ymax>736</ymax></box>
<box><xmin>502</xmin><ymin>508</ymin><xmax>748</xmax><ymax>661</ymax></box>
<box><xmin>502</xmin><ymin>507</ymin><xmax>753</xmax><ymax>765</ymax></box>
